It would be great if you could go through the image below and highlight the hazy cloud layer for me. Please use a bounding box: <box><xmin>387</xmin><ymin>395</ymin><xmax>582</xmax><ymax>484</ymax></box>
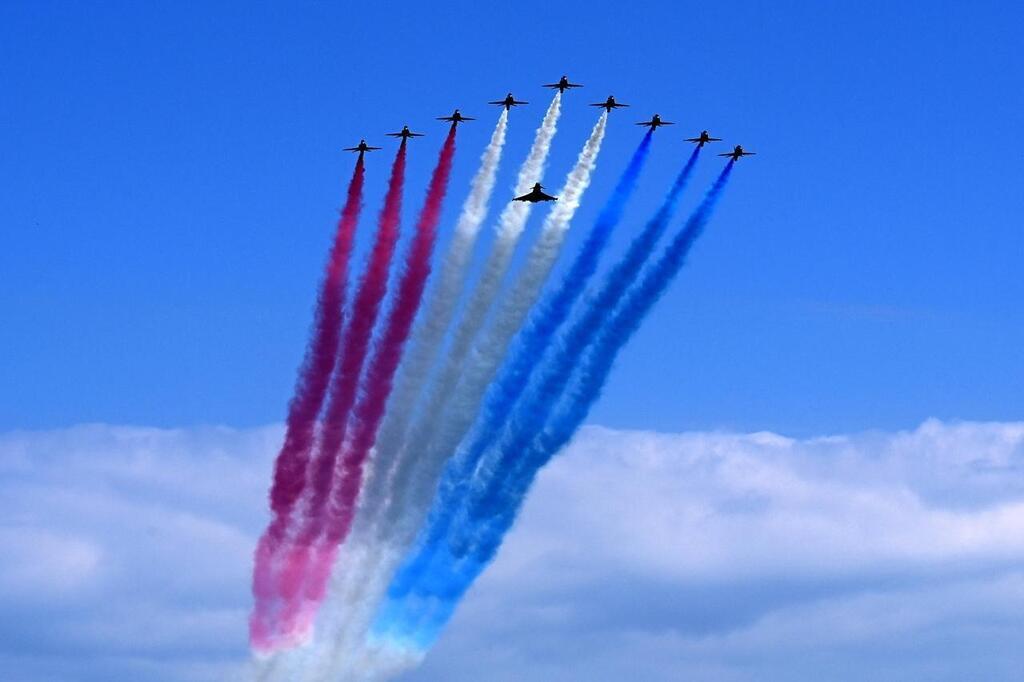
<box><xmin>1</xmin><ymin>420</ymin><xmax>1022</xmax><ymax>681</ymax></box>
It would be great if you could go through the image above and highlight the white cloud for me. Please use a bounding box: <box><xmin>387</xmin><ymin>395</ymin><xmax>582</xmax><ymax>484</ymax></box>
<box><xmin>405</xmin><ymin>421</ymin><xmax>1024</xmax><ymax>682</ymax></box>
<box><xmin>1</xmin><ymin>419</ymin><xmax>1023</xmax><ymax>681</ymax></box>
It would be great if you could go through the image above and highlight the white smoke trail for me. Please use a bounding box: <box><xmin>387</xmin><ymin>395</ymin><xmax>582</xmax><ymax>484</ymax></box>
<box><xmin>299</xmin><ymin>98</ymin><xmax>560</xmax><ymax>682</ymax></box>
<box><xmin>381</xmin><ymin>92</ymin><xmax>563</xmax><ymax>538</ymax></box>
<box><xmin>342</xmin><ymin>110</ymin><xmax>609</xmax><ymax>682</ymax></box>
<box><xmin>356</xmin><ymin>109</ymin><xmax>509</xmax><ymax>548</ymax></box>
<box><xmin>319</xmin><ymin>113</ymin><xmax>608</xmax><ymax>681</ymax></box>
<box><xmin>397</xmin><ymin>112</ymin><xmax>607</xmax><ymax>539</ymax></box>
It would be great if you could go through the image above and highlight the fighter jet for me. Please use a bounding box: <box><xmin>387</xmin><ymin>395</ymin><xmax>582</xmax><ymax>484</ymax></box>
<box><xmin>513</xmin><ymin>182</ymin><xmax>558</xmax><ymax>203</ymax></box>
<box><xmin>636</xmin><ymin>114</ymin><xmax>674</xmax><ymax>130</ymax></box>
<box><xmin>685</xmin><ymin>130</ymin><xmax>723</xmax><ymax>148</ymax></box>
<box><xmin>489</xmin><ymin>93</ymin><xmax>529</xmax><ymax>110</ymax></box>
<box><xmin>436</xmin><ymin>109</ymin><xmax>475</xmax><ymax>126</ymax></box>
<box><xmin>719</xmin><ymin>144</ymin><xmax>756</xmax><ymax>160</ymax></box>
<box><xmin>590</xmin><ymin>95</ymin><xmax>629</xmax><ymax>112</ymax></box>
<box><xmin>543</xmin><ymin>75</ymin><xmax>583</xmax><ymax>93</ymax></box>
<box><xmin>386</xmin><ymin>125</ymin><xmax>425</xmax><ymax>140</ymax></box>
<box><xmin>343</xmin><ymin>139</ymin><xmax>382</xmax><ymax>155</ymax></box>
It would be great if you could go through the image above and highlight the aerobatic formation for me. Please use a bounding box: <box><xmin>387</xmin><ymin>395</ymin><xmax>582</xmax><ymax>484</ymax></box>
<box><xmin>252</xmin><ymin>74</ymin><xmax>752</xmax><ymax>680</ymax></box>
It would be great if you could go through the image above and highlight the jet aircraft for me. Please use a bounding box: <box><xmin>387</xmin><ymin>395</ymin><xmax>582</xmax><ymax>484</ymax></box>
<box><xmin>437</xmin><ymin>109</ymin><xmax>475</xmax><ymax>125</ymax></box>
<box><xmin>685</xmin><ymin>130</ymin><xmax>723</xmax><ymax>147</ymax></box>
<box><xmin>513</xmin><ymin>182</ymin><xmax>558</xmax><ymax>203</ymax></box>
<box><xmin>343</xmin><ymin>139</ymin><xmax>382</xmax><ymax>155</ymax></box>
<box><xmin>636</xmin><ymin>114</ymin><xmax>674</xmax><ymax>130</ymax></box>
<box><xmin>719</xmin><ymin>144</ymin><xmax>756</xmax><ymax>160</ymax></box>
<box><xmin>543</xmin><ymin>75</ymin><xmax>583</xmax><ymax>93</ymax></box>
<box><xmin>386</xmin><ymin>126</ymin><xmax>425</xmax><ymax>139</ymax></box>
<box><xmin>489</xmin><ymin>93</ymin><xmax>529</xmax><ymax>110</ymax></box>
<box><xmin>590</xmin><ymin>95</ymin><xmax>629</xmax><ymax>112</ymax></box>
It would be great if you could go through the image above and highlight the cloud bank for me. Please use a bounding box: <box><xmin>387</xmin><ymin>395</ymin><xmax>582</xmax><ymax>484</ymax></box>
<box><xmin>1</xmin><ymin>419</ymin><xmax>1022</xmax><ymax>681</ymax></box>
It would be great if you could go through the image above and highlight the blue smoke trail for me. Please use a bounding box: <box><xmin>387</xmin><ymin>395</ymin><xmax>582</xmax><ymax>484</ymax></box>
<box><xmin>372</xmin><ymin>147</ymin><xmax>708</xmax><ymax>646</ymax></box>
<box><xmin>380</xmin><ymin>132</ymin><xmax>654</xmax><ymax>604</ymax></box>
<box><xmin>413</xmin><ymin>161</ymin><xmax>734</xmax><ymax>648</ymax></box>
<box><xmin>475</xmin><ymin>160</ymin><xmax>736</xmax><ymax>539</ymax></box>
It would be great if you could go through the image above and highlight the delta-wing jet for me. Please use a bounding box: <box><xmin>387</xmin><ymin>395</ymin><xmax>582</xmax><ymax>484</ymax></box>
<box><xmin>513</xmin><ymin>182</ymin><xmax>558</xmax><ymax>203</ymax></box>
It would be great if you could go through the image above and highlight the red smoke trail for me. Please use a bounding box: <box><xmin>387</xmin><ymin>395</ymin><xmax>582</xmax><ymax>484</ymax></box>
<box><xmin>249</xmin><ymin>155</ymin><xmax>365</xmax><ymax>650</ymax></box>
<box><xmin>298</xmin><ymin>126</ymin><xmax>459</xmax><ymax>627</ymax></box>
<box><xmin>264</xmin><ymin>140</ymin><xmax>408</xmax><ymax>649</ymax></box>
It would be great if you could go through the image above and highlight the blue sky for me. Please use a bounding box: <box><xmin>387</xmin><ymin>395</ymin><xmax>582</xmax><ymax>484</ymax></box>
<box><xmin>2</xmin><ymin>1</ymin><xmax>1022</xmax><ymax>435</ymax></box>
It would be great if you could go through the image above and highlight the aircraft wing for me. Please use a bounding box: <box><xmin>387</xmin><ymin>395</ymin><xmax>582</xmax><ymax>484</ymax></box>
<box><xmin>708</xmin><ymin>137</ymin><xmax>722</xmax><ymax>141</ymax></box>
<box><xmin>542</xmin><ymin>83</ymin><xmax>560</xmax><ymax>89</ymax></box>
<box><xmin>685</xmin><ymin>137</ymin><xmax>702</xmax><ymax>142</ymax></box>
<box><xmin>437</xmin><ymin>116</ymin><xmax>454</xmax><ymax>121</ymax></box>
<box><xmin>343</xmin><ymin>147</ymin><xmax>360</xmax><ymax>151</ymax></box>
<box><xmin>512</xmin><ymin>99</ymin><xmax>528</xmax><ymax>105</ymax></box>
<box><xmin>386</xmin><ymin>132</ymin><xmax>402</xmax><ymax>137</ymax></box>
<box><xmin>539</xmin><ymin>191</ymin><xmax>557</xmax><ymax>201</ymax></box>
<box><xmin>409</xmin><ymin>132</ymin><xmax>425</xmax><ymax>137</ymax></box>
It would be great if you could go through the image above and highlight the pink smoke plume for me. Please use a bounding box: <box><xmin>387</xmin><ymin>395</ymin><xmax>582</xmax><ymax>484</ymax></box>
<box><xmin>249</xmin><ymin>155</ymin><xmax>366</xmax><ymax>650</ymax></box>
<box><xmin>256</xmin><ymin>140</ymin><xmax>408</xmax><ymax>651</ymax></box>
<box><xmin>284</xmin><ymin>125</ymin><xmax>458</xmax><ymax>642</ymax></box>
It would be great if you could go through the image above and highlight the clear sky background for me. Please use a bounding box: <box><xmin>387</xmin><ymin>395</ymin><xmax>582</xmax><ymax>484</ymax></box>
<box><xmin>2</xmin><ymin>1</ymin><xmax>1022</xmax><ymax>436</ymax></box>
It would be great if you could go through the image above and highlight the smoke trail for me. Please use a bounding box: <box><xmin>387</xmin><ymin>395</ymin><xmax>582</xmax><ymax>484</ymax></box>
<box><xmin>359</xmin><ymin>110</ymin><xmax>509</xmax><ymax>540</ymax></box>
<box><xmin>258</xmin><ymin>140</ymin><xmax>407</xmax><ymax>652</ymax></box>
<box><xmin>393</xmin><ymin>131</ymin><xmax>651</xmax><ymax>591</ymax></box>
<box><xmin>381</xmin><ymin>94</ymin><xmax>563</xmax><ymax>527</ymax></box>
<box><xmin>391</xmin><ymin>111</ymin><xmax>607</xmax><ymax>539</ymax></box>
<box><xmin>367</xmin><ymin>113</ymin><xmax>608</xmax><ymax>650</ymax></box>
<box><xmin>380</xmin><ymin>142</ymin><xmax>699</xmax><ymax>628</ymax></box>
<box><xmin>310</xmin><ymin>112</ymin><xmax>510</xmax><ymax>676</ymax></box>
<box><xmin>309</xmin><ymin>96</ymin><xmax>561</xmax><ymax>680</ymax></box>
<box><xmin>282</xmin><ymin>125</ymin><xmax>459</xmax><ymax>640</ymax></box>
<box><xmin>250</xmin><ymin>155</ymin><xmax>366</xmax><ymax>651</ymax></box>
<box><xmin>392</xmin><ymin>162</ymin><xmax>736</xmax><ymax>647</ymax></box>
<box><xmin>325</xmin><ymin>97</ymin><xmax>563</xmax><ymax>660</ymax></box>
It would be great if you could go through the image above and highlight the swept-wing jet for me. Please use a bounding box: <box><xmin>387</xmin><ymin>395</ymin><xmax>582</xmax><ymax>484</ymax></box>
<box><xmin>719</xmin><ymin>144</ymin><xmax>756</xmax><ymax>160</ymax></box>
<box><xmin>343</xmin><ymin>139</ymin><xmax>382</xmax><ymax>155</ymax></box>
<box><xmin>513</xmin><ymin>182</ymin><xmax>558</xmax><ymax>203</ymax></box>
<box><xmin>543</xmin><ymin>75</ymin><xmax>583</xmax><ymax>93</ymax></box>
<box><xmin>590</xmin><ymin>95</ymin><xmax>629</xmax><ymax>112</ymax></box>
<box><xmin>636</xmin><ymin>113</ymin><xmax>674</xmax><ymax>130</ymax></box>
<box><xmin>386</xmin><ymin>125</ymin><xmax>425</xmax><ymax>139</ymax></box>
<box><xmin>685</xmin><ymin>130</ymin><xmax>723</xmax><ymax>147</ymax></box>
<box><xmin>489</xmin><ymin>93</ymin><xmax>529</xmax><ymax>110</ymax></box>
<box><xmin>436</xmin><ymin>109</ymin><xmax>475</xmax><ymax>126</ymax></box>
